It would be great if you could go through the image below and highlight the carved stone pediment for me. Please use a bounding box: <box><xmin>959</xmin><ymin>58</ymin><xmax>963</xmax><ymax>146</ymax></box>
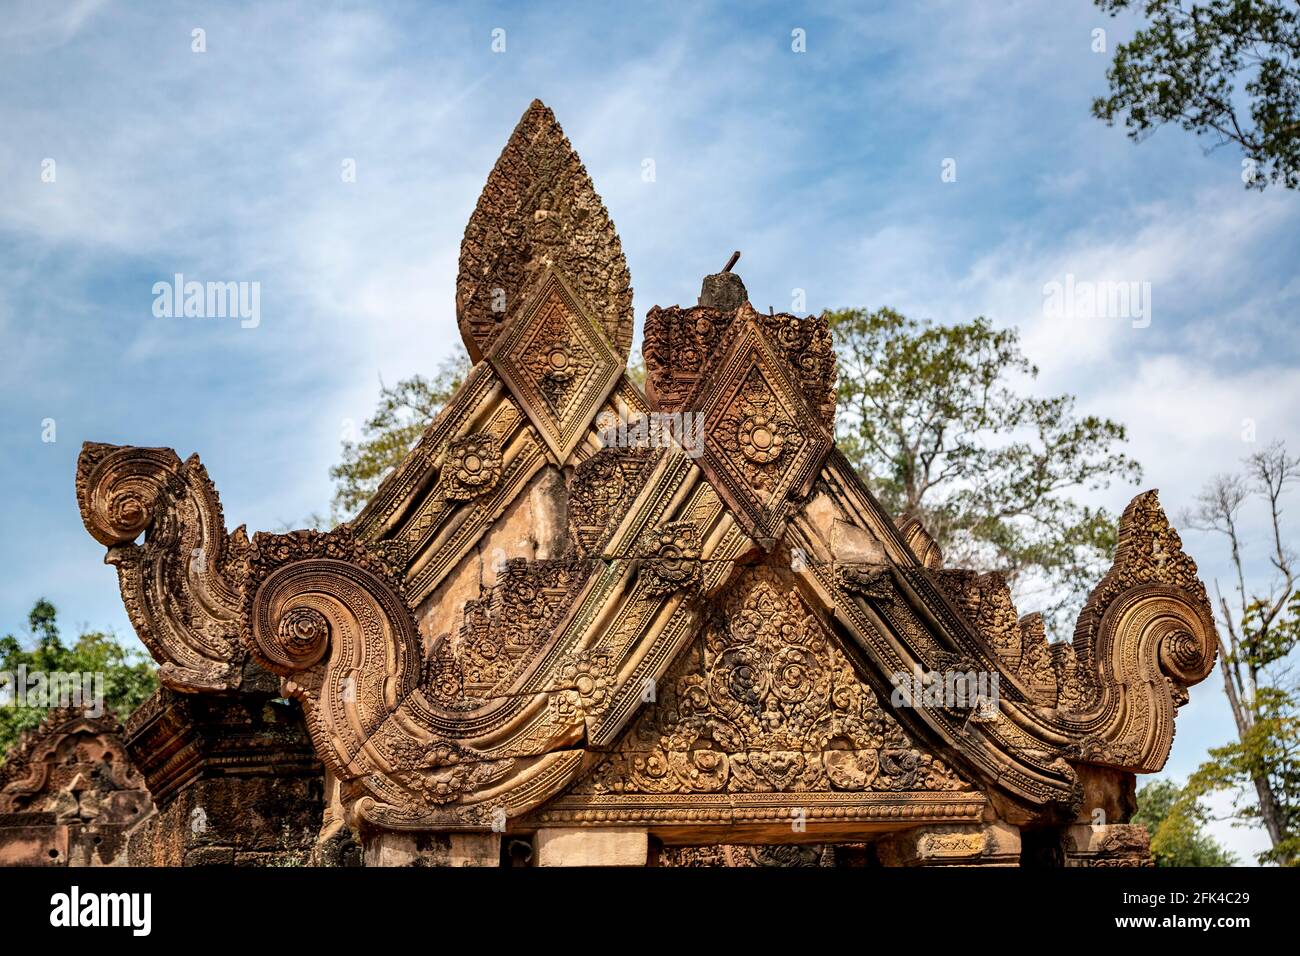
<box><xmin>74</xmin><ymin>100</ymin><xmax>1219</xmax><ymax>857</ymax></box>
<box><xmin>529</xmin><ymin>565</ymin><xmax>983</xmax><ymax>835</ymax></box>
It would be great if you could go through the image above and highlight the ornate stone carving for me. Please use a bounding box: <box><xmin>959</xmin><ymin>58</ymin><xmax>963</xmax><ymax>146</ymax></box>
<box><xmin>570</xmin><ymin>567</ymin><xmax>973</xmax><ymax>799</ymax></box>
<box><xmin>636</xmin><ymin>521</ymin><xmax>702</xmax><ymax>596</ymax></box>
<box><xmin>0</xmin><ymin>709</ymin><xmax>149</xmax><ymax>818</ymax></box>
<box><xmin>488</xmin><ymin>270</ymin><xmax>624</xmax><ymax>465</ymax></box>
<box><xmin>566</xmin><ymin>448</ymin><xmax>660</xmax><ymax>557</ymax></box>
<box><xmin>75</xmin><ymin>101</ymin><xmax>1218</xmax><ymax>863</ymax></box>
<box><xmin>0</xmin><ymin>710</ymin><xmax>153</xmax><ymax>866</ymax></box>
<box><xmin>644</xmin><ymin>304</ymin><xmax>836</xmax><ymax>432</ymax></box>
<box><xmin>689</xmin><ymin>309</ymin><xmax>834</xmax><ymax>548</ymax></box>
<box><xmin>457</xmin><ymin>99</ymin><xmax>632</xmax><ymax>362</ymax></box>
<box><xmin>659</xmin><ymin>844</ymin><xmax>834</xmax><ymax>867</ymax></box>
<box><xmin>441</xmin><ymin>434</ymin><xmax>502</xmax><ymax>500</ymax></box>
<box><xmin>450</xmin><ymin>555</ymin><xmax>595</xmax><ymax>698</ymax></box>
<box><xmin>1064</xmin><ymin>823</ymin><xmax>1153</xmax><ymax>867</ymax></box>
<box><xmin>75</xmin><ymin>442</ymin><xmax>247</xmax><ymax>692</ymax></box>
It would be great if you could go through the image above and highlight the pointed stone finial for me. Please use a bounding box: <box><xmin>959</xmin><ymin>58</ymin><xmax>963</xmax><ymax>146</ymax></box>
<box><xmin>456</xmin><ymin>99</ymin><xmax>633</xmax><ymax>362</ymax></box>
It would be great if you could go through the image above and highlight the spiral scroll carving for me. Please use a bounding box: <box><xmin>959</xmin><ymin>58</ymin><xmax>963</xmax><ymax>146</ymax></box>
<box><xmin>1160</xmin><ymin>626</ymin><xmax>1212</xmax><ymax>683</ymax></box>
<box><xmin>76</xmin><ymin>443</ymin><xmax>181</xmax><ymax>546</ymax></box>
<box><xmin>74</xmin><ymin>442</ymin><xmax>246</xmax><ymax>692</ymax></box>
<box><xmin>271</xmin><ymin>606</ymin><xmax>332</xmax><ymax>670</ymax></box>
<box><xmin>244</xmin><ymin>529</ymin><xmax>423</xmax><ymax>782</ymax></box>
<box><xmin>1063</xmin><ymin>491</ymin><xmax>1217</xmax><ymax>771</ymax></box>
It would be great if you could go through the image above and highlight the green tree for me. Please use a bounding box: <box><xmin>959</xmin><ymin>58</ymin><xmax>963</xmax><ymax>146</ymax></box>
<box><xmin>827</xmin><ymin>307</ymin><xmax>1142</xmax><ymax>637</ymax></box>
<box><xmin>1133</xmin><ymin>778</ymin><xmax>1238</xmax><ymax>865</ymax></box>
<box><xmin>330</xmin><ymin>354</ymin><xmax>470</xmax><ymax>521</ymax></box>
<box><xmin>1093</xmin><ymin>0</ymin><xmax>1300</xmax><ymax>190</ymax></box>
<box><xmin>1183</xmin><ymin>440</ymin><xmax>1300</xmax><ymax>864</ymax></box>
<box><xmin>0</xmin><ymin>599</ymin><xmax>158</xmax><ymax>760</ymax></box>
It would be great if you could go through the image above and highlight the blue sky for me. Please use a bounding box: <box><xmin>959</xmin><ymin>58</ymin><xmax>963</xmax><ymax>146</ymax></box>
<box><xmin>2</xmin><ymin>1</ymin><xmax>1298</xmax><ymax>862</ymax></box>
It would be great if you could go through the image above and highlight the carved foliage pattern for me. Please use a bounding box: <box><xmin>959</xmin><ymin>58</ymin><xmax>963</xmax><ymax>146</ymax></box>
<box><xmin>457</xmin><ymin>99</ymin><xmax>632</xmax><ymax>361</ymax></box>
<box><xmin>488</xmin><ymin>273</ymin><xmax>623</xmax><ymax>465</ymax></box>
<box><xmin>438</xmin><ymin>556</ymin><xmax>595</xmax><ymax>701</ymax></box>
<box><xmin>929</xmin><ymin>569</ymin><xmax>1058</xmax><ymax>705</ymax></box>
<box><xmin>643</xmin><ymin>304</ymin><xmax>836</xmax><ymax>432</ymax></box>
<box><xmin>575</xmin><ymin>568</ymin><xmax>972</xmax><ymax>797</ymax></box>
<box><xmin>566</xmin><ymin>448</ymin><xmax>660</xmax><ymax>558</ymax></box>
<box><xmin>696</xmin><ymin>322</ymin><xmax>832</xmax><ymax>545</ymax></box>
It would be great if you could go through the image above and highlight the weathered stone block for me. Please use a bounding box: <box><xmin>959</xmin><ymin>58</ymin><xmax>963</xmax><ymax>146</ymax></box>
<box><xmin>534</xmin><ymin>827</ymin><xmax>648</xmax><ymax>867</ymax></box>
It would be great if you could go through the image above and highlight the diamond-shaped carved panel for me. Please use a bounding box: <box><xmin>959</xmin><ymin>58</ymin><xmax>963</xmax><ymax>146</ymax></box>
<box><xmin>488</xmin><ymin>270</ymin><xmax>624</xmax><ymax>465</ymax></box>
<box><xmin>698</xmin><ymin>320</ymin><xmax>832</xmax><ymax>548</ymax></box>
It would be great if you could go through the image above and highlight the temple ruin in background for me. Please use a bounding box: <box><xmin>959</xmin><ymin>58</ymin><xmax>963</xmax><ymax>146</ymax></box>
<box><xmin>0</xmin><ymin>709</ymin><xmax>152</xmax><ymax>866</ymax></box>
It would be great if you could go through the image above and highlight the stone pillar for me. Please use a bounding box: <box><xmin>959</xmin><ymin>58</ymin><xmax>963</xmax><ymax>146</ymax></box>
<box><xmin>1063</xmin><ymin>824</ymin><xmax>1153</xmax><ymax>867</ymax></box>
<box><xmin>875</xmin><ymin>821</ymin><xmax>1021</xmax><ymax>867</ymax></box>
<box><xmin>362</xmin><ymin>830</ymin><xmax>501</xmax><ymax>867</ymax></box>
<box><xmin>534</xmin><ymin>827</ymin><xmax>649</xmax><ymax>867</ymax></box>
<box><xmin>123</xmin><ymin>667</ymin><xmax>324</xmax><ymax>866</ymax></box>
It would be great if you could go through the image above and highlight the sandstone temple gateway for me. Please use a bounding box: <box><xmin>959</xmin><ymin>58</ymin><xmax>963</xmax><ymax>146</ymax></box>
<box><xmin>45</xmin><ymin>100</ymin><xmax>1216</xmax><ymax>867</ymax></box>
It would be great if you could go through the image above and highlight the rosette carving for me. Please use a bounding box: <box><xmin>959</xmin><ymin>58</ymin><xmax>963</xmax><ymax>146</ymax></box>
<box><xmin>738</xmin><ymin>410</ymin><xmax>786</xmax><ymax>464</ymax></box>
<box><xmin>638</xmin><ymin>522</ymin><xmax>702</xmax><ymax>596</ymax></box>
<box><xmin>440</xmin><ymin>434</ymin><xmax>502</xmax><ymax>500</ymax></box>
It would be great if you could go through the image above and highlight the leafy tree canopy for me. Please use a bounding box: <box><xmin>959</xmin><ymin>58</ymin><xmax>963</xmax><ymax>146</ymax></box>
<box><xmin>330</xmin><ymin>354</ymin><xmax>470</xmax><ymax>522</ymax></box>
<box><xmin>1134</xmin><ymin>778</ymin><xmax>1238</xmax><ymax>865</ymax></box>
<box><xmin>827</xmin><ymin>307</ymin><xmax>1141</xmax><ymax>636</ymax></box>
<box><xmin>0</xmin><ymin>599</ymin><xmax>158</xmax><ymax>760</ymax></box>
<box><xmin>1094</xmin><ymin>0</ymin><xmax>1300</xmax><ymax>189</ymax></box>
